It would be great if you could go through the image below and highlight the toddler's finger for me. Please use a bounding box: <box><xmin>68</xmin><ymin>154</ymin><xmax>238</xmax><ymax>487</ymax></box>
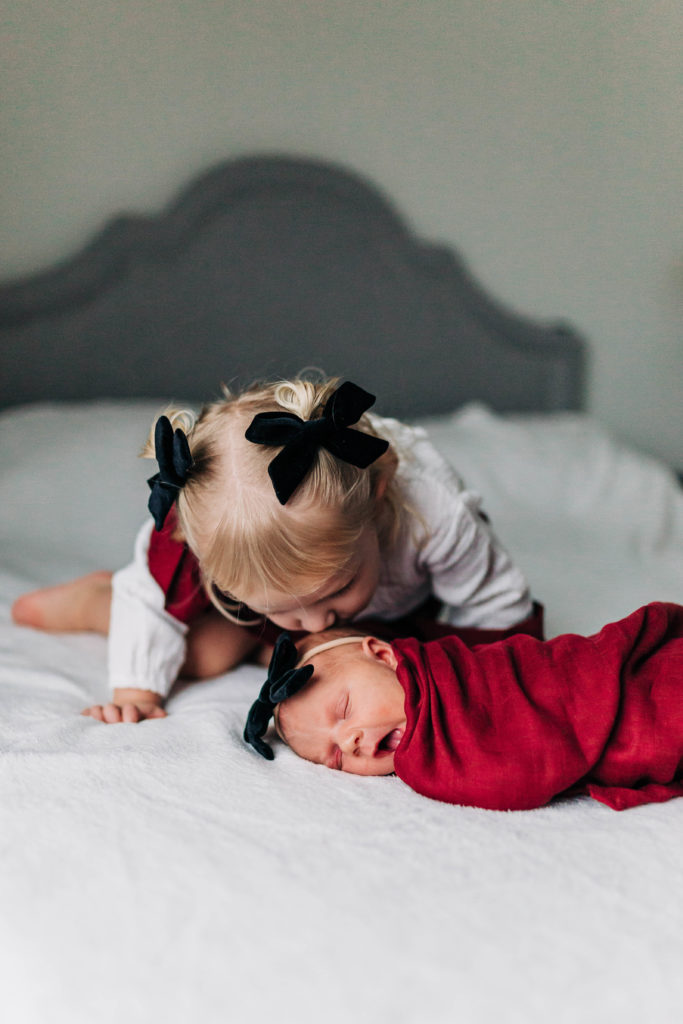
<box><xmin>102</xmin><ymin>703</ymin><xmax>123</xmax><ymax>724</ymax></box>
<box><xmin>82</xmin><ymin>705</ymin><xmax>105</xmax><ymax>721</ymax></box>
<box><xmin>122</xmin><ymin>703</ymin><xmax>141</xmax><ymax>723</ymax></box>
<box><xmin>147</xmin><ymin>706</ymin><xmax>168</xmax><ymax>719</ymax></box>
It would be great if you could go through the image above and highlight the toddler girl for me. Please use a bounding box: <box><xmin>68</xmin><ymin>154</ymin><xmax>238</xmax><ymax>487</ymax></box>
<box><xmin>12</xmin><ymin>375</ymin><xmax>539</xmax><ymax>722</ymax></box>
<box><xmin>248</xmin><ymin>602</ymin><xmax>683</xmax><ymax>811</ymax></box>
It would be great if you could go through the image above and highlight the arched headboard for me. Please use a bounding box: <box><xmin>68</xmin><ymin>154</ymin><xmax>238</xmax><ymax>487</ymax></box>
<box><xmin>0</xmin><ymin>155</ymin><xmax>586</xmax><ymax>417</ymax></box>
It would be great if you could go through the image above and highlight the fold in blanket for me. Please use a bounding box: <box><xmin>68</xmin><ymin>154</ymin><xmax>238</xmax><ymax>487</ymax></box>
<box><xmin>393</xmin><ymin>603</ymin><xmax>683</xmax><ymax>811</ymax></box>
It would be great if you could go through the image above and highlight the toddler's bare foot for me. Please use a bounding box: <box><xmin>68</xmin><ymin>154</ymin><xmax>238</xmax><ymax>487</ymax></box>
<box><xmin>11</xmin><ymin>570</ymin><xmax>114</xmax><ymax>634</ymax></box>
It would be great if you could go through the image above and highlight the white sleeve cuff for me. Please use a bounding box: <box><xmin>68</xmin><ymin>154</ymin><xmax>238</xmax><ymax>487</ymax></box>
<box><xmin>107</xmin><ymin>522</ymin><xmax>190</xmax><ymax>698</ymax></box>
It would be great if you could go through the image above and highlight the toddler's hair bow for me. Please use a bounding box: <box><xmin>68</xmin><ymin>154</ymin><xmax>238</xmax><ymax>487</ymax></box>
<box><xmin>147</xmin><ymin>415</ymin><xmax>194</xmax><ymax>530</ymax></box>
<box><xmin>244</xmin><ymin>633</ymin><xmax>314</xmax><ymax>759</ymax></box>
<box><xmin>245</xmin><ymin>380</ymin><xmax>389</xmax><ymax>504</ymax></box>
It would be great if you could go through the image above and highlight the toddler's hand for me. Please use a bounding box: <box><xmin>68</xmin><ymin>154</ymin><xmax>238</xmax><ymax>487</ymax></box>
<box><xmin>81</xmin><ymin>687</ymin><xmax>167</xmax><ymax>724</ymax></box>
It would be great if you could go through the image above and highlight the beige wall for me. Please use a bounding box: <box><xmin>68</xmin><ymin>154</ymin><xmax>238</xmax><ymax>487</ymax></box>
<box><xmin>2</xmin><ymin>0</ymin><xmax>681</xmax><ymax>465</ymax></box>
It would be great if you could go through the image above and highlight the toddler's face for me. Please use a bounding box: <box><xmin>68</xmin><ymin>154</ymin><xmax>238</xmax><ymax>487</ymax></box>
<box><xmin>241</xmin><ymin>524</ymin><xmax>381</xmax><ymax>633</ymax></box>
<box><xmin>275</xmin><ymin>637</ymin><xmax>406</xmax><ymax>776</ymax></box>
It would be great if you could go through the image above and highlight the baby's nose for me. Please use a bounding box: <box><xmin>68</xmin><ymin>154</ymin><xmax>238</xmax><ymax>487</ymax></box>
<box><xmin>340</xmin><ymin>726</ymin><xmax>363</xmax><ymax>755</ymax></box>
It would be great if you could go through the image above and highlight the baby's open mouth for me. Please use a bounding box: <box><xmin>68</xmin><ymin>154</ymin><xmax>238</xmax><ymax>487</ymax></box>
<box><xmin>376</xmin><ymin>728</ymin><xmax>403</xmax><ymax>756</ymax></box>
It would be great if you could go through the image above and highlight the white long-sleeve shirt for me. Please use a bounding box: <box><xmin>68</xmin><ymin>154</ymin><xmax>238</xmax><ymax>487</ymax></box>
<box><xmin>108</xmin><ymin>416</ymin><xmax>532</xmax><ymax>697</ymax></box>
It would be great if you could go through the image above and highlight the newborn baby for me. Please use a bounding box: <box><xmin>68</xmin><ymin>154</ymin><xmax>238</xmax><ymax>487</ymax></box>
<box><xmin>275</xmin><ymin>633</ymin><xmax>406</xmax><ymax>777</ymax></box>
<box><xmin>245</xmin><ymin>602</ymin><xmax>683</xmax><ymax>811</ymax></box>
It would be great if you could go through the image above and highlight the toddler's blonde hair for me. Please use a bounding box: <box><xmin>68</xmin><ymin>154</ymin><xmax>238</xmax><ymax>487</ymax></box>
<box><xmin>141</xmin><ymin>374</ymin><xmax>405</xmax><ymax>620</ymax></box>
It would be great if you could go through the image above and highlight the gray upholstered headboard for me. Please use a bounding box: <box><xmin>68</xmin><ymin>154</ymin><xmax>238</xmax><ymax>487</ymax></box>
<box><xmin>0</xmin><ymin>155</ymin><xmax>586</xmax><ymax>417</ymax></box>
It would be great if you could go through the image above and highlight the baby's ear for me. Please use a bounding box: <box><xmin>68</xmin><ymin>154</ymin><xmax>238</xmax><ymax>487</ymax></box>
<box><xmin>362</xmin><ymin>636</ymin><xmax>398</xmax><ymax>670</ymax></box>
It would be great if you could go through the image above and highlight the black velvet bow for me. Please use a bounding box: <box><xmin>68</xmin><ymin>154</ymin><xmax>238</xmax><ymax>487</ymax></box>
<box><xmin>243</xmin><ymin>633</ymin><xmax>314</xmax><ymax>759</ymax></box>
<box><xmin>244</xmin><ymin>381</ymin><xmax>389</xmax><ymax>504</ymax></box>
<box><xmin>147</xmin><ymin>415</ymin><xmax>194</xmax><ymax>530</ymax></box>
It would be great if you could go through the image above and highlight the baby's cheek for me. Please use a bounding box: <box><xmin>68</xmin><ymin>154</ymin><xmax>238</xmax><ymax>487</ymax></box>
<box><xmin>342</xmin><ymin>592</ymin><xmax>372</xmax><ymax>620</ymax></box>
<box><xmin>268</xmin><ymin>612</ymin><xmax>295</xmax><ymax>629</ymax></box>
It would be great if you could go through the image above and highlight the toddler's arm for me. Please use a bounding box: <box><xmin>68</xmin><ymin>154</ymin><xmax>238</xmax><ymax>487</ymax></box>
<box><xmin>407</xmin><ymin>439</ymin><xmax>533</xmax><ymax>628</ymax></box>
<box><xmin>423</xmin><ymin>489</ymin><xmax>532</xmax><ymax>628</ymax></box>
<box><xmin>108</xmin><ymin>521</ymin><xmax>189</xmax><ymax>698</ymax></box>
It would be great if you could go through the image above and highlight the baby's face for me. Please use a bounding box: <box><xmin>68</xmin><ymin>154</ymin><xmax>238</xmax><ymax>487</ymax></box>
<box><xmin>276</xmin><ymin>637</ymin><xmax>406</xmax><ymax>776</ymax></box>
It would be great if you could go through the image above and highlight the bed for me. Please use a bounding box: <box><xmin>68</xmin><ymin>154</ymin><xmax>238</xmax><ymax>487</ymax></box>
<box><xmin>2</xmin><ymin>155</ymin><xmax>682</xmax><ymax>1024</ymax></box>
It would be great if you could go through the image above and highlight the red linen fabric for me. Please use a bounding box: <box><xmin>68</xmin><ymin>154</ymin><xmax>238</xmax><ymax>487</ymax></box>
<box><xmin>147</xmin><ymin>511</ymin><xmax>210</xmax><ymax>623</ymax></box>
<box><xmin>393</xmin><ymin>603</ymin><xmax>683</xmax><ymax>811</ymax></box>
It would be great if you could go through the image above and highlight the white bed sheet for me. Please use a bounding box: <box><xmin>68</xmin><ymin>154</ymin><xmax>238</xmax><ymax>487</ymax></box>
<box><xmin>2</xmin><ymin>400</ymin><xmax>683</xmax><ymax>1024</ymax></box>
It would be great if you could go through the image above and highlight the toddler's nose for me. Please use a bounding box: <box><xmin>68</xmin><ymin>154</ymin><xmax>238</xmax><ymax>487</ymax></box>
<box><xmin>301</xmin><ymin>608</ymin><xmax>336</xmax><ymax>632</ymax></box>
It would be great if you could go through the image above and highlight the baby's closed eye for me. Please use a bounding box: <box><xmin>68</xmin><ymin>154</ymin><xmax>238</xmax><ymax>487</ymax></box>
<box><xmin>334</xmin><ymin>694</ymin><xmax>349</xmax><ymax>719</ymax></box>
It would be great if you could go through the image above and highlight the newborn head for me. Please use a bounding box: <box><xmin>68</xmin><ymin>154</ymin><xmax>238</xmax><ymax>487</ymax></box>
<box><xmin>274</xmin><ymin>629</ymin><xmax>406</xmax><ymax>776</ymax></box>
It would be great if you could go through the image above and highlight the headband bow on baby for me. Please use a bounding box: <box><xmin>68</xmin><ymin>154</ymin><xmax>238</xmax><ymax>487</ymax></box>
<box><xmin>243</xmin><ymin>633</ymin><xmax>314</xmax><ymax>760</ymax></box>
<box><xmin>147</xmin><ymin>415</ymin><xmax>194</xmax><ymax>530</ymax></box>
<box><xmin>245</xmin><ymin>381</ymin><xmax>389</xmax><ymax>505</ymax></box>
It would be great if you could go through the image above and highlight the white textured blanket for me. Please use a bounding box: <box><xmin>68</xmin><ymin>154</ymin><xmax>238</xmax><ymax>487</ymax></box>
<box><xmin>2</xmin><ymin>401</ymin><xmax>683</xmax><ymax>1024</ymax></box>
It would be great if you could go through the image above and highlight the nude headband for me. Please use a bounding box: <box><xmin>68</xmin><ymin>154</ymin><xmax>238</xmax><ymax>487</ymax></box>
<box><xmin>296</xmin><ymin>635</ymin><xmax>367</xmax><ymax>668</ymax></box>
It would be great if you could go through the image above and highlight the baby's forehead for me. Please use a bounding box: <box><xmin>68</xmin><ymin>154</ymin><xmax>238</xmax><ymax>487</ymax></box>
<box><xmin>273</xmin><ymin>673</ymin><xmax>329</xmax><ymax>743</ymax></box>
<box><xmin>275</xmin><ymin>650</ymin><xmax>346</xmax><ymax>733</ymax></box>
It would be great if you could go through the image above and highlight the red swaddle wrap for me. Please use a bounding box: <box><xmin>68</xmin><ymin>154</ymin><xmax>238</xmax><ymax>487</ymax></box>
<box><xmin>393</xmin><ymin>603</ymin><xmax>683</xmax><ymax>811</ymax></box>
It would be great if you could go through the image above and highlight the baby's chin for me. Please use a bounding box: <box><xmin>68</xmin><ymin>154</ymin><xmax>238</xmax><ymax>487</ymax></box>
<box><xmin>362</xmin><ymin>756</ymin><xmax>395</xmax><ymax>776</ymax></box>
